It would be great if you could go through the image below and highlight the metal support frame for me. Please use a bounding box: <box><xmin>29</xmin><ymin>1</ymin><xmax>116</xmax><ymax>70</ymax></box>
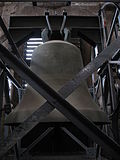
<box><xmin>0</xmin><ymin>17</ymin><xmax>26</xmax><ymax>65</ymax></box>
<box><xmin>0</xmin><ymin>17</ymin><xmax>21</xmax><ymax>59</ymax></box>
<box><xmin>99</xmin><ymin>9</ymin><xmax>107</xmax><ymax>49</ymax></box>
<box><xmin>16</xmin><ymin>31</ymin><xmax>35</xmax><ymax>47</ymax></box>
<box><xmin>0</xmin><ymin>4</ymin><xmax>120</xmax><ymax>158</ymax></box>
<box><xmin>106</xmin><ymin>8</ymin><xmax>119</xmax><ymax>46</ymax></box>
<box><xmin>6</xmin><ymin>69</ymin><xmax>22</xmax><ymax>89</ymax></box>
<box><xmin>0</xmin><ymin>38</ymin><xmax>120</xmax><ymax>159</ymax></box>
<box><xmin>60</xmin><ymin>11</ymin><xmax>67</xmax><ymax>35</ymax></box>
<box><xmin>0</xmin><ymin>0</ymin><xmax>119</xmax><ymax>2</ymax></box>
<box><xmin>108</xmin><ymin>64</ymin><xmax>117</xmax><ymax>112</ymax></box>
<box><xmin>0</xmin><ymin>34</ymin><xmax>7</xmax><ymax>44</ymax></box>
<box><xmin>112</xmin><ymin>109</ymin><xmax>120</xmax><ymax>143</ymax></box>
<box><xmin>0</xmin><ymin>61</ymin><xmax>22</xmax><ymax>89</ymax></box>
<box><xmin>99</xmin><ymin>2</ymin><xmax>120</xmax><ymax>46</ymax></box>
<box><xmin>0</xmin><ymin>69</ymin><xmax>20</xmax><ymax>160</ymax></box>
<box><xmin>45</xmin><ymin>12</ymin><xmax>52</xmax><ymax>36</ymax></box>
<box><xmin>21</xmin><ymin>127</ymin><xmax>54</xmax><ymax>156</ymax></box>
<box><xmin>9</xmin><ymin>16</ymin><xmax>101</xmax><ymax>45</ymax></box>
<box><xmin>4</xmin><ymin>76</ymin><xmax>11</xmax><ymax>114</ymax></box>
<box><xmin>108</xmin><ymin>63</ymin><xmax>120</xmax><ymax>142</ymax></box>
<box><xmin>0</xmin><ymin>70</ymin><xmax>5</xmax><ymax>143</ymax></box>
<box><xmin>0</xmin><ymin>71</ymin><xmax>5</xmax><ymax>115</ymax></box>
<box><xmin>61</xmin><ymin>127</ymin><xmax>87</xmax><ymax>150</ymax></box>
<box><xmin>103</xmin><ymin>73</ymin><xmax>109</xmax><ymax>112</ymax></box>
<box><xmin>99</xmin><ymin>2</ymin><xmax>120</xmax><ymax>143</ymax></box>
<box><xmin>10</xmin><ymin>126</ymin><xmax>22</xmax><ymax>160</ymax></box>
<box><xmin>111</xmin><ymin>98</ymin><xmax>120</xmax><ymax>143</ymax></box>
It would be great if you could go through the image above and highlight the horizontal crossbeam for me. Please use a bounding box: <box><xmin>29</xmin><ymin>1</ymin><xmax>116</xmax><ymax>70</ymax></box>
<box><xmin>0</xmin><ymin>0</ymin><xmax>119</xmax><ymax>2</ymax></box>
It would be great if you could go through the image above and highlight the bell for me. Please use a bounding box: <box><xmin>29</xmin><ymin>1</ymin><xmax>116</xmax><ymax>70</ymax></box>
<box><xmin>5</xmin><ymin>40</ymin><xmax>107</xmax><ymax>124</ymax></box>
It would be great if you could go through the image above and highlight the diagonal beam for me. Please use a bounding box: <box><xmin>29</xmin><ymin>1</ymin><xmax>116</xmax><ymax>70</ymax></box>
<box><xmin>0</xmin><ymin>38</ymin><xmax>120</xmax><ymax>159</ymax></box>
<box><xmin>0</xmin><ymin>61</ymin><xmax>22</xmax><ymax>89</ymax></box>
<box><xmin>5</xmin><ymin>68</ymin><xmax>22</xmax><ymax>89</ymax></box>
<box><xmin>16</xmin><ymin>31</ymin><xmax>35</xmax><ymax>47</ymax></box>
<box><xmin>61</xmin><ymin>127</ymin><xmax>87</xmax><ymax>150</ymax></box>
<box><xmin>0</xmin><ymin>71</ymin><xmax>5</xmax><ymax>143</ymax></box>
<box><xmin>21</xmin><ymin>127</ymin><xmax>54</xmax><ymax>155</ymax></box>
<box><xmin>0</xmin><ymin>34</ymin><xmax>7</xmax><ymax>44</ymax></box>
<box><xmin>0</xmin><ymin>17</ymin><xmax>25</xmax><ymax>63</ymax></box>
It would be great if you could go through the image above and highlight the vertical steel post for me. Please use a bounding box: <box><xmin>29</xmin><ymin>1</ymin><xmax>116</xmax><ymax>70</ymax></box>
<box><xmin>106</xmin><ymin>9</ymin><xmax>119</xmax><ymax>46</ymax></box>
<box><xmin>4</xmin><ymin>76</ymin><xmax>11</xmax><ymax>114</ymax></box>
<box><xmin>0</xmin><ymin>70</ymin><xmax>5</xmax><ymax>143</ymax></box>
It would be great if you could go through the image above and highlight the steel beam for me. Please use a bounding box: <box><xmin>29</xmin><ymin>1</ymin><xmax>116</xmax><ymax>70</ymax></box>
<box><xmin>0</xmin><ymin>34</ymin><xmax>7</xmax><ymax>44</ymax></box>
<box><xmin>9</xmin><ymin>29</ymin><xmax>37</xmax><ymax>45</ymax></box>
<box><xmin>0</xmin><ymin>38</ymin><xmax>120</xmax><ymax>159</ymax></box>
<box><xmin>106</xmin><ymin>8</ymin><xmax>119</xmax><ymax>46</ymax></box>
<box><xmin>9</xmin><ymin>16</ymin><xmax>99</xmax><ymax>29</ymax></box>
<box><xmin>108</xmin><ymin>64</ymin><xmax>119</xmax><ymax>142</ymax></box>
<box><xmin>5</xmin><ymin>69</ymin><xmax>22</xmax><ymax>89</ymax></box>
<box><xmin>9</xmin><ymin>16</ymin><xmax>101</xmax><ymax>44</ymax></box>
<box><xmin>61</xmin><ymin>127</ymin><xmax>87</xmax><ymax>150</ymax></box>
<box><xmin>4</xmin><ymin>76</ymin><xmax>12</xmax><ymax>114</ymax></box>
<box><xmin>0</xmin><ymin>61</ymin><xmax>22</xmax><ymax>89</ymax></box>
<box><xmin>0</xmin><ymin>71</ymin><xmax>5</xmax><ymax>143</ymax></box>
<box><xmin>0</xmin><ymin>17</ymin><xmax>24</xmax><ymax>62</ymax></box>
<box><xmin>0</xmin><ymin>0</ymin><xmax>119</xmax><ymax>2</ymax></box>
<box><xmin>0</xmin><ymin>71</ymin><xmax>5</xmax><ymax>115</ymax></box>
<box><xmin>21</xmin><ymin>127</ymin><xmax>54</xmax><ymax>155</ymax></box>
<box><xmin>16</xmin><ymin>31</ymin><xmax>35</xmax><ymax>47</ymax></box>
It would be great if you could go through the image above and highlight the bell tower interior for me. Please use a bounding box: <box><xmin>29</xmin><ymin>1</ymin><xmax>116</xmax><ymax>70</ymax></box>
<box><xmin>0</xmin><ymin>1</ymin><xmax>120</xmax><ymax>160</ymax></box>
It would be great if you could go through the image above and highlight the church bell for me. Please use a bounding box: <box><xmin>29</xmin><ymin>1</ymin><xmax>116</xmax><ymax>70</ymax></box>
<box><xmin>5</xmin><ymin>40</ymin><xmax>108</xmax><ymax>124</ymax></box>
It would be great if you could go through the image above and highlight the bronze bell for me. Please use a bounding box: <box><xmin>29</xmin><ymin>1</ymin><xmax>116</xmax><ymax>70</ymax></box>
<box><xmin>5</xmin><ymin>40</ymin><xmax>107</xmax><ymax>124</ymax></box>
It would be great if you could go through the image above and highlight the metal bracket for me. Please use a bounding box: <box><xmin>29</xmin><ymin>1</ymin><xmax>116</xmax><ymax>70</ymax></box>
<box><xmin>60</xmin><ymin>11</ymin><xmax>67</xmax><ymax>36</ymax></box>
<box><xmin>45</xmin><ymin>11</ymin><xmax>52</xmax><ymax>37</ymax></box>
